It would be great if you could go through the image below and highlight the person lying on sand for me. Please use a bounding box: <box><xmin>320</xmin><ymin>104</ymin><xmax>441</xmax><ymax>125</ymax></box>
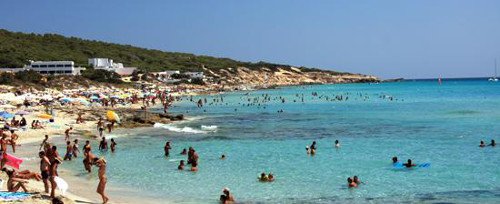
<box><xmin>4</xmin><ymin>168</ymin><xmax>42</xmax><ymax>181</ymax></box>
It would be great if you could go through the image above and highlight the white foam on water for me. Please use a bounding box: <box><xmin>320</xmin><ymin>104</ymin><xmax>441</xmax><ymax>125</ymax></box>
<box><xmin>153</xmin><ymin>123</ymin><xmax>217</xmax><ymax>134</ymax></box>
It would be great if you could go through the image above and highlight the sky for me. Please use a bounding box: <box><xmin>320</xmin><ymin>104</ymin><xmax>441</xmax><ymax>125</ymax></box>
<box><xmin>1</xmin><ymin>0</ymin><xmax>500</xmax><ymax>79</ymax></box>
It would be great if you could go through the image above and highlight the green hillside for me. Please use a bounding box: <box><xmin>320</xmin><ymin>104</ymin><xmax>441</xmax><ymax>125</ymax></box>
<box><xmin>0</xmin><ymin>29</ymin><xmax>333</xmax><ymax>73</ymax></box>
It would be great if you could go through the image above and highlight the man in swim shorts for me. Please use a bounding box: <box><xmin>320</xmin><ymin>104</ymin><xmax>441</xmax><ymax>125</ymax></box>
<box><xmin>39</xmin><ymin>151</ymin><xmax>51</xmax><ymax>193</ymax></box>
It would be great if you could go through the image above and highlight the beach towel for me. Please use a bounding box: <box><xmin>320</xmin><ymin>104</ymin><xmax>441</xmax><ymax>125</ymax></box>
<box><xmin>0</xmin><ymin>192</ymin><xmax>32</xmax><ymax>201</ymax></box>
<box><xmin>3</xmin><ymin>153</ymin><xmax>23</xmax><ymax>169</ymax></box>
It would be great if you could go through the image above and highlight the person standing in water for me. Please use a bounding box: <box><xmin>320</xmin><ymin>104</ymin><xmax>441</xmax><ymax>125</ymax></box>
<box><xmin>403</xmin><ymin>159</ymin><xmax>416</xmax><ymax>168</ymax></box>
<box><xmin>94</xmin><ymin>158</ymin><xmax>109</xmax><ymax>204</ymax></box>
<box><xmin>64</xmin><ymin>127</ymin><xmax>72</xmax><ymax>141</ymax></box>
<box><xmin>489</xmin><ymin>139</ymin><xmax>496</xmax><ymax>147</ymax></box>
<box><xmin>40</xmin><ymin>135</ymin><xmax>49</xmax><ymax>151</ymax></box>
<box><xmin>110</xmin><ymin>139</ymin><xmax>117</xmax><ymax>153</ymax></box>
<box><xmin>220</xmin><ymin>188</ymin><xmax>235</xmax><ymax>204</ymax></box>
<box><xmin>99</xmin><ymin>137</ymin><xmax>108</xmax><ymax>151</ymax></box>
<box><xmin>72</xmin><ymin>139</ymin><xmax>80</xmax><ymax>158</ymax></box>
<box><xmin>310</xmin><ymin>141</ymin><xmax>317</xmax><ymax>154</ymax></box>
<box><xmin>334</xmin><ymin>140</ymin><xmax>340</xmax><ymax>148</ymax></box>
<box><xmin>63</xmin><ymin>141</ymin><xmax>73</xmax><ymax>161</ymax></box>
<box><xmin>164</xmin><ymin>141</ymin><xmax>171</xmax><ymax>157</ymax></box>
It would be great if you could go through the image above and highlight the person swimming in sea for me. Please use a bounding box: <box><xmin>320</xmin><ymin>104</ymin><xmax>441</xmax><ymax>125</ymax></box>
<box><xmin>403</xmin><ymin>159</ymin><xmax>416</xmax><ymax>168</ymax></box>
<box><xmin>392</xmin><ymin>156</ymin><xmax>398</xmax><ymax>164</ymax></box>
<box><xmin>259</xmin><ymin>172</ymin><xmax>268</xmax><ymax>182</ymax></box>
<box><xmin>267</xmin><ymin>172</ymin><xmax>275</xmax><ymax>182</ymax></box>
<box><xmin>334</xmin><ymin>140</ymin><xmax>340</xmax><ymax>148</ymax></box>
<box><xmin>178</xmin><ymin>160</ymin><xmax>185</xmax><ymax>170</ymax></box>
<box><xmin>220</xmin><ymin>188</ymin><xmax>235</xmax><ymax>204</ymax></box>
<box><xmin>489</xmin><ymin>139</ymin><xmax>496</xmax><ymax>147</ymax></box>
<box><xmin>479</xmin><ymin>140</ymin><xmax>486</xmax><ymax>147</ymax></box>
<box><xmin>347</xmin><ymin>177</ymin><xmax>357</xmax><ymax>188</ymax></box>
<box><xmin>180</xmin><ymin>148</ymin><xmax>187</xmax><ymax>155</ymax></box>
<box><xmin>353</xmin><ymin>176</ymin><xmax>364</xmax><ymax>185</ymax></box>
<box><xmin>310</xmin><ymin>141</ymin><xmax>317</xmax><ymax>154</ymax></box>
<box><xmin>220</xmin><ymin>154</ymin><xmax>226</xmax><ymax>160</ymax></box>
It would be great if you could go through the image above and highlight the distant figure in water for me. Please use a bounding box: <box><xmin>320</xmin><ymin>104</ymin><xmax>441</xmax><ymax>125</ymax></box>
<box><xmin>164</xmin><ymin>141</ymin><xmax>171</xmax><ymax>157</ymax></box>
<box><xmin>99</xmin><ymin>137</ymin><xmax>108</xmax><ymax>151</ymax></box>
<box><xmin>310</xmin><ymin>141</ymin><xmax>317</xmax><ymax>154</ymax></box>
<box><xmin>180</xmin><ymin>148</ymin><xmax>187</xmax><ymax>155</ymax></box>
<box><xmin>353</xmin><ymin>176</ymin><xmax>364</xmax><ymax>185</ymax></box>
<box><xmin>305</xmin><ymin>146</ymin><xmax>310</xmax><ymax>154</ymax></box>
<box><xmin>259</xmin><ymin>172</ymin><xmax>268</xmax><ymax>182</ymax></box>
<box><xmin>392</xmin><ymin>156</ymin><xmax>398</xmax><ymax>164</ymax></box>
<box><xmin>178</xmin><ymin>160</ymin><xmax>185</xmax><ymax>170</ymax></box>
<box><xmin>220</xmin><ymin>154</ymin><xmax>226</xmax><ymax>160</ymax></box>
<box><xmin>489</xmin><ymin>139</ymin><xmax>496</xmax><ymax>147</ymax></box>
<box><xmin>347</xmin><ymin>177</ymin><xmax>357</xmax><ymax>188</ymax></box>
<box><xmin>63</xmin><ymin>141</ymin><xmax>73</xmax><ymax>161</ymax></box>
<box><xmin>479</xmin><ymin>140</ymin><xmax>486</xmax><ymax>147</ymax></box>
<box><xmin>334</xmin><ymin>140</ymin><xmax>340</xmax><ymax>148</ymax></box>
<box><xmin>403</xmin><ymin>159</ymin><xmax>416</xmax><ymax>168</ymax></box>
<box><xmin>110</xmin><ymin>139</ymin><xmax>116</xmax><ymax>153</ymax></box>
<box><xmin>220</xmin><ymin>188</ymin><xmax>235</xmax><ymax>204</ymax></box>
<box><xmin>268</xmin><ymin>172</ymin><xmax>275</xmax><ymax>182</ymax></box>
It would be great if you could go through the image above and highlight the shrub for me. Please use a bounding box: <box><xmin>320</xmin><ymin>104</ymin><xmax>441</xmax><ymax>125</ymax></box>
<box><xmin>0</xmin><ymin>72</ymin><xmax>15</xmax><ymax>84</ymax></box>
<box><xmin>15</xmin><ymin>70</ymin><xmax>43</xmax><ymax>83</ymax></box>
<box><xmin>82</xmin><ymin>68</ymin><xmax>122</xmax><ymax>83</ymax></box>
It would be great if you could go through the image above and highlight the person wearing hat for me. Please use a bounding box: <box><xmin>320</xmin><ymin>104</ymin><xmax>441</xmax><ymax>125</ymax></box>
<box><xmin>220</xmin><ymin>187</ymin><xmax>235</xmax><ymax>204</ymax></box>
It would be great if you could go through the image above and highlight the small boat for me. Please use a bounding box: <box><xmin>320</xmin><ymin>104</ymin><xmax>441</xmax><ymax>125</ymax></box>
<box><xmin>488</xmin><ymin>59</ymin><xmax>498</xmax><ymax>82</ymax></box>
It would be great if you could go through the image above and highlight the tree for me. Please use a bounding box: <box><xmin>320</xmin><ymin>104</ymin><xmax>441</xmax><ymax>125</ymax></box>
<box><xmin>0</xmin><ymin>72</ymin><xmax>14</xmax><ymax>84</ymax></box>
<box><xmin>15</xmin><ymin>70</ymin><xmax>43</xmax><ymax>83</ymax></box>
<box><xmin>82</xmin><ymin>68</ymin><xmax>122</xmax><ymax>83</ymax></box>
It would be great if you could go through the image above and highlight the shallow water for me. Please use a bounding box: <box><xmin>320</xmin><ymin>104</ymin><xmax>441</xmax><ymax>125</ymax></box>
<box><xmin>32</xmin><ymin>79</ymin><xmax>500</xmax><ymax>203</ymax></box>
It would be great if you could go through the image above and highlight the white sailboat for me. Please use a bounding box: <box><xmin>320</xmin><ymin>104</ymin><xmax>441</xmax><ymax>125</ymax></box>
<box><xmin>488</xmin><ymin>59</ymin><xmax>498</xmax><ymax>82</ymax></box>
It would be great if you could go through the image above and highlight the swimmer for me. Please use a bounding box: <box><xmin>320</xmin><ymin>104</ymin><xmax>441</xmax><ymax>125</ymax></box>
<box><xmin>178</xmin><ymin>160</ymin><xmax>185</xmax><ymax>170</ymax></box>
<box><xmin>220</xmin><ymin>154</ymin><xmax>226</xmax><ymax>160</ymax></box>
<box><xmin>479</xmin><ymin>140</ymin><xmax>486</xmax><ymax>147</ymax></box>
<box><xmin>180</xmin><ymin>148</ymin><xmax>187</xmax><ymax>155</ymax></box>
<box><xmin>489</xmin><ymin>139</ymin><xmax>496</xmax><ymax>147</ymax></box>
<box><xmin>347</xmin><ymin>177</ymin><xmax>357</xmax><ymax>188</ymax></box>
<box><xmin>268</xmin><ymin>172</ymin><xmax>275</xmax><ymax>182</ymax></box>
<box><xmin>334</xmin><ymin>140</ymin><xmax>340</xmax><ymax>148</ymax></box>
<box><xmin>164</xmin><ymin>141</ymin><xmax>171</xmax><ymax>157</ymax></box>
<box><xmin>305</xmin><ymin>146</ymin><xmax>310</xmax><ymax>154</ymax></box>
<box><xmin>259</xmin><ymin>172</ymin><xmax>268</xmax><ymax>182</ymax></box>
<box><xmin>310</xmin><ymin>141</ymin><xmax>317</xmax><ymax>154</ymax></box>
<box><xmin>220</xmin><ymin>188</ymin><xmax>235</xmax><ymax>204</ymax></box>
<box><xmin>353</xmin><ymin>176</ymin><xmax>364</xmax><ymax>185</ymax></box>
<box><xmin>403</xmin><ymin>159</ymin><xmax>416</xmax><ymax>168</ymax></box>
<box><xmin>392</xmin><ymin>156</ymin><xmax>398</xmax><ymax>164</ymax></box>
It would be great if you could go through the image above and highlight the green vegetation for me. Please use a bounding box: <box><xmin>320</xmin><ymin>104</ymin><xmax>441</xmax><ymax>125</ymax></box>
<box><xmin>81</xmin><ymin>68</ymin><xmax>122</xmax><ymax>83</ymax></box>
<box><xmin>0</xmin><ymin>29</ymin><xmax>343</xmax><ymax>74</ymax></box>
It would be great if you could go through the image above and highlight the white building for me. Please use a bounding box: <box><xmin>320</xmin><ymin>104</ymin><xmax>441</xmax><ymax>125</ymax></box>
<box><xmin>88</xmin><ymin>58</ymin><xmax>136</xmax><ymax>76</ymax></box>
<box><xmin>24</xmin><ymin>61</ymin><xmax>85</xmax><ymax>75</ymax></box>
<box><xmin>184</xmin><ymin>72</ymin><xmax>204</xmax><ymax>79</ymax></box>
<box><xmin>153</xmin><ymin>70</ymin><xmax>180</xmax><ymax>78</ymax></box>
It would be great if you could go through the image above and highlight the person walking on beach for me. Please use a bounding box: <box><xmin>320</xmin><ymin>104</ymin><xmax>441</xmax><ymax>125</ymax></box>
<box><xmin>64</xmin><ymin>127</ymin><xmax>73</xmax><ymax>141</ymax></box>
<box><xmin>9</xmin><ymin>130</ymin><xmax>18</xmax><ymax>153</ymax></box>
<box><xmin>40</xmin><ymin>135</ymin><xmax>49</xmax><ymax>151</ymax></box>
<box><xmin>97</xmin><ymin>118</ymin><xmax>104</xmax><ymax>137</ymax></box>
<box><xmin>94</xmin><ymin>158</ymin><xmax>109</xmax><ymax>204</ymax></box>
<box><xmin>39</xmin><ymin>151</ymin><xmax>51</xmax><ymax>193</ymax></box>
<box><xmin>63</xmin><ymin>141</ymin><xmax>73</xmax><ymax>161</ymax></box>
<box><xmin>164</xmin><ymin>141</ymin><xmax>171</xmax><ymax>157</ymax></box>
<box><xmin>110</xmin><ymin>138</ymin><xmax>116</xmax><ymax>153</ymax></box>
<box><xmin>49</xmin><ymin>157</ymin><xmax>61</xmax><ymax>198</ymax></box>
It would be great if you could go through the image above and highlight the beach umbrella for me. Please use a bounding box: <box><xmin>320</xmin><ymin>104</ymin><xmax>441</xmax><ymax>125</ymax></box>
<box><xmin>38</xmin><ymin>114</ymin><xmax>53</xmax><ymax>119</ymax></box>
<box><xmin>15</xmin><ymin>110</ymin><xmax>30</xmax><ymax>115</ymax></box>
<box><xmin>60</xmin><ymin>98</ymin><xmax>74</xmax><ymax>103</ymax></box>
<box><xmin>0</xmin><ymin>112</ymin><xmax>14</xmax><ymax>119</ymax></box>
<box><xmin>106</xmin><ymin>110</ymin><xmax>120</xmax><ymax>123</ymax></box>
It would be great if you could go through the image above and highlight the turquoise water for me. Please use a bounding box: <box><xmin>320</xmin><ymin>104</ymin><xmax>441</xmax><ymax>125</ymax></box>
<box><xmin>66</xmin><ymin>79</ymin><xmax>500</xmax><ymax>203</ymax></box>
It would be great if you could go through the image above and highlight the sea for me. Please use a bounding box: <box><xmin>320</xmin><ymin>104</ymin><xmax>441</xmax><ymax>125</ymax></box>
<box><xmin>22</xmin><ymin>78</ymin><xmax>500</xmax><ymax>203</ymax></box>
